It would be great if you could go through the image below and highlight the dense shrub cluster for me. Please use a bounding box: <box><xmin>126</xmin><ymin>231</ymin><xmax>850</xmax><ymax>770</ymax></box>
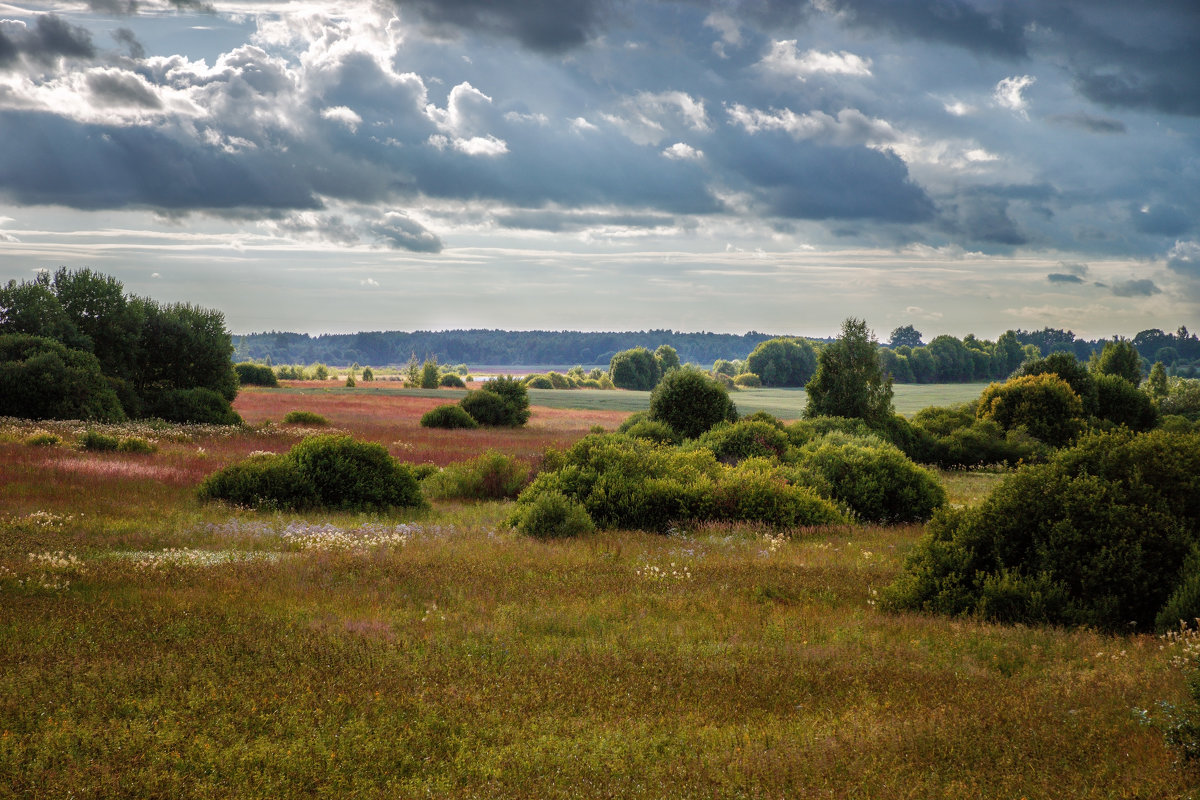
<box><xmin>234</xmin><ymin>362</ymin><xmax>278</xmax><ymax>387</ymax></box>
<box><xmin>282</xmin><ymin>410</ymin><xmax>329</xmax><ymax>426</ymax></box>
<box><xmin>147</xmin><ymin>387</ymin><xmax>243</xmax><ymax>426</ymax></box>
<box><xmin>883</xmin><ymin>429</ymin><xmax>1200</xmax><ymax>632</ymax></box>
<box><xmin>199</xmin><ymin>434</ymin><xmax>426</xmax><ymax>512</ymax></box>
<box><xmin>422</xmin><ymin>450</ymin><xmax>530</xmax><ymax>500</ymax></box>
<box><xmin>507</xmin><ymin>433</ymin><xmax>851</xmax><ymax>536</ymax></box>
<box><xmin>458</xmin><ymin>376</ymin><xmax>530</xmax><ymax>427</ymax></box>
<box><xmin>648</xmin><ymin>367</ymin><xmax>737</xmax><ymax>439</ymax></box>
<box><xmin>0</xmin><ymin>334</ymin><xmax>126</xmax><ymax>422</ymax></box>
<box><xmin>694</xmin><ymin>419</ymin><xmax>789</xmax><ymax>464</ymax></box>
<box><xmin>976</xmin><ymin>373</ymin><xmax>1083</xmax><ymax>447</ymax></box>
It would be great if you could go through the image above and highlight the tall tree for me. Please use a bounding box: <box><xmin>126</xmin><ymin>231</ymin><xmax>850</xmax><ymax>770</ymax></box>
<box><xmin>888</xmin><ymin>324</ymin><xmax>923</xmax><ymax>348</ymax></box>
<box><xmin>745</xmin><ymin>337</ymin><xmax>818</xmax><ymax>387</ymax></box>
<box><xmin>804</xmin><ymin>318</ymin><xmax>893</xmax><ymax>425</ymax></box>
<box><xmin>1090</xmin><ymin>338</ymin><xmax>1143</xmax><ymax>385</ymax></box>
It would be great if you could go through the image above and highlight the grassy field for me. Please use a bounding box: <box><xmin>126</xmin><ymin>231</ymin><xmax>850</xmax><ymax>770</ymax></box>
<box><xmin>0</xmin><ymin>394</ymin><xmax>1194</xmax><ymax>798</ymax></box>
<box><xmin>276</xmin><ymin>381</ymin><xmax>993</xmax><ymax>418</ymax></box>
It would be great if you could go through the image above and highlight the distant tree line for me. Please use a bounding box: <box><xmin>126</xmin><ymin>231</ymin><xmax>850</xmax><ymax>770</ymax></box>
<box><xmin>0</xmin><ymin>269</ymin><xmax>239</xmax><ymax>424</ymax></box>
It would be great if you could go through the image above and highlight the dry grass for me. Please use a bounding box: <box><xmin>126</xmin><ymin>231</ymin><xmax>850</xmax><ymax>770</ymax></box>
<box><xmin>0</xmin><ymin>403</ymin><xmax>1195</xmax><ymax>798</ymax></box>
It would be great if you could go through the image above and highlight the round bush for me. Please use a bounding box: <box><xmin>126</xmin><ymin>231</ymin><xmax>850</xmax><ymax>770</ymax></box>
<box><xmin>525</xmin><ymin>375</ymin><xmax>554</xmax><ymax>389</ymax></box>
<box><xmin>288</xmin><ymin>434</ymin><xmax>425</xmax><ymax>511</ymax></box>
<box><xmin>621</xmin><ymin>418</ymin><xmax>683</xmax><ymax>446</ymax></box>
<box><xmin>733</xmin><ymin>373</ymin><xmax>762</xmax><ymax>388</ymax></box>
<box><xmin>148</xmin><ymin>387</ymin><xmax>242</xmax><ymax>426</ymax></box>
<box><xmin>797</xmin><ymin>434</ymin><xmax>946</xmax><ymax>523</ymax></box>
<box><xmin>25</xmin><ymin>433</ymin><xmax>61</xmax><ymax>447</ymax></box>
<box><xmin>439</xmin><ymin>373</ymin><xmax>466</xmax><ymax>388</ymax></box>
<box><xmin>423</xmin><ymin>450</ymin><xmax>530</xmax><ymax>500</ymax></box>
<box><xmin>283</xmin><ymin>410</ymin><xmax>329</xmax><ymax>426</ymax></box>
<box><xmin>1094</xmin><ymin>373</ymin><xmax>1157</xmax><ymax>431</ymax></box>
<box><xmin>695</xmin><ymin>419</ymin><xmax>789</xmax><ymax>464</ymax></box>
<box><xmin>476</xmin><ymin>376</ymin><xmax>531</xmax><ymax>425</ymax></box>
<box><xmin>649</xmin><ymin>367</ymin><xmax>737</xmax><ymax>439</ymax></box>
<box><xmin>977</xmin><ymin>373</ymin><xmax>1083</xmax><ymax>447</ymax></box>
<box><xmin>420</xmin><ymin>404</ymin><xmax>478</xmax><ymax>429</ymax></box>
<box><xmin>712</xmin><ymin>465</ymin><xmax>845</xmax><ymax>528</ymax></box>
<box><xmin>117</xmin><ymin>437</ymin><xmax>156</xmax><ymax>454</ymax></box>
<box><xmin>509</xmin><ymin>491</ymin><xmax>596</xmax><ymax>539</ymax></box>
<box><xmin>883</xmin><ymin>429</ymin><xmax>1200</xmax><ymax>631</ymax></box>
<box><xmin>234</xmin><ymin>362</ymin><xmax>279</xmax><ymax>387</ymax></box>
<box><xmin>78</xmin><ymin>430</ymin><xmax>120</xmax><ymax>451</ymax></box>
<box><xmin>459</xmin><ymin>390</ymin><xmax>515</xmax><ymax>426</ymax></box>
<box><xmin>198</xmin><ymin>453</ymin><xmax>317</xmax><ymax>510</ymax></box>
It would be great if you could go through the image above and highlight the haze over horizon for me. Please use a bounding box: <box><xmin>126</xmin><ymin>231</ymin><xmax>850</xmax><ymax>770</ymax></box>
<box><xmin>1</xmin><ymin>0</ymin><xmax>1198</xmax><ymax>340</ymax></box>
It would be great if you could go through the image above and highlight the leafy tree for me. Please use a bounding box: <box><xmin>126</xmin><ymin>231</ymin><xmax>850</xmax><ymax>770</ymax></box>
<box><xmin>609</xmin><ymin>346</ymin><xmax>660</xmax><ymax>390</ymax></box>
<box><xmin>0</xmin><ymin>334</ymin><xmax>125</xmax><ymax>422</ymax></box>
<box><xmin>649</xmin><ymin>367</ymin><xmax>737</xmax><ymax>438</ymax></box>
<box><xmin>0</xmin><ymin>273</ymin><xmax>78</xmax><ymax>346</ymax></box>
<box><xmin>1094</xmin><ymin>373</ymin><xmax>1157</xmax><ymax>432</ymax></box>
<box><xmin>804</xmin><ymin>318</ymin><xmax>894</xmax><ymax>426</ymax></box>
<box><xmin>361</xmin><ymin>366</ymin><xmax>374</xmax><ymax>381</ymax></box>
<box><xmin>745</xmin><ymin>337</ymin><xmax>818</xmax><ymax>387</ymax></box>
<box><xmin>927</xmin><ymin>335</ymin><xmax>974</xmax><ymax>382</ymax></box>
<box><xmin>134</xmin><ymin>299</ymin><xmax>237</xmax><ymax>403</ymax></box>
<box><xmin>712</xmin><ymin>359</ymin><xmax>740</xmax><ymax>377</ymax></box>
<box><xmin>1147</xmin><ymin>362</ymin><xmax>1169</xmax><ymax>403</ymax></box>
<box><xmin>889</xmin><ymin>324</ymin><xmax>923</xmax><ymax>348</ymax></box>
<box><xmin>654</xmin><ymin>344</ymin><xmax>681</xmax><ymax>374</ymax></box>
<box><xmin>992</xmin><ymin>331</ymin><xmax>1025</xmax><ymax>377</ymax></box>
<box><xmin>1090</xmin><ymin>338</ymin><xmax>1143</xmax><ymax>385</ymax></box>
<box><xmin>908</xmin><ymin>346</ymin><xmax>936</xmax><ymax>383</ymax></box>
<box><xmin>404</xmin><ymin>353</ymin><xmax>420</xmax><ymax>386</ymax></box>
<box><xmin>420</xmin><ymin>357</ymin><xmax>440</xmax><ymax>389</ymax></box>
<box><xmin>1014</xmin><ymin>351</ymin><xmax>1098</xmax><ymax>416</ymax></box>
<box><xmin>460</xmin><ymin>375</ymin><xmax>530</xmax><ymax>427</ymax></box>
<box><xmin>52</xmin><ymin>268</ymin><xmax>143</xmax><ymax>383</ymax></box>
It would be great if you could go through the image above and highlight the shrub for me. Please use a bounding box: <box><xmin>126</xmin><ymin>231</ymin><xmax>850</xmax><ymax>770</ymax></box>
<box><xmin>148</xmin><ymin>387</ymin><xmax>241</xmax><ymax>426</ymax></box>
<box><xmin>525</xmin><ymin>375</ymin><xmax>554</xmax><ymax>389</ymax></box>
<box><xmin>423</xmin><ymin>450</ymin><xmax>530</xmax><ymax>500</ymax></box>
<box><xmin>361</xmin><ymin>367</ymin><xmax>375</xmax><ymax>382</ymax></box>
<box><xmin>883</xmin><ymin>429</ymin><xmax>1200</xmax><ymax>631</ymax></box>
<box><xmin>621</xmin><ymin>418</ymin><xmax>683</xmax><ymax>446</ymax></box>
<box><xmin>1161</xmin><ymin>378</ymin><xmax>1200</xmax><ymax>421</ymax></box>
<box><xmin>797</xmin><ymin>433</ymin><xmax>946</xmax><ymax>523</ymax></box>
<box><xmin>78</xmin><ymin>430</ymin><xmax>120</xmax><ymax>451</ymax></box>
<box><xmin>439</xmin><ymin>373</ymin><xmax>466</xmax><ymax>388</ymax></box>
<box><xmin>694</xmin><ymin>419</ymin><xmax>789</xmax><ymax>464</ymax></box>
<box><xmin>508</xmin><ymin>491</ymin><xmax>595</xmax><ymax>539</ymax></box>
<box><xmin>733</xmin><ymin>373</ymin><xmax>762</xmax><ymax>388</ymax></box>
<box><xmin>460</xmin><ymin>376</ymin><xmax>530</xmax><ymax>427</ymax></box>
<box><xmin>283</xmin><ymin>410</ymin><xmax>329</xmax><ymax>426</ymax></box>
<box><xmin>0</xmin><ymin>334</ymin><xmax>126</xmax><ymax>422</ymax></box>
<box><xmin>746</xmin><ymin>337</ymin><xmax>818</xmax><ymax>387</ymax></box>
<box><xmin>420</xmin><ymin>359</ymin><xmax>440</xmax><ymax>389</ymax></box>
<box><xmin>609</xmin><ymin>347</ymin><xmax>660</xmax><ymax>390</ymax></box>
<box><xmin>25</xmin><ymin>433</ymin><xmax>60</xmax><ymax>447</ymax></box>
<box><xmin>977</xmin><ymin>373</ymin><xmax>1083</xmax><ymax>447</ymax></box>
<box><xmin>1014</xmin><ymin>352</ymin><xmax>1098</xmax><ymax>415</ymax></box>
<box><xmin>420</xmin><ymin>404</ymin><xmax>479</xmax><ymax>429</ymax></box>
<box><xmin>711</xmin><ymin>461</ymin><xmax>844</xmax><ymax>528</ymax></box>
<box><xmin>785</xmin><ymin>416</ymin><xmax>874</xmax><ymax>448</ymax></box>
<box><xmin>288</xmin><ymin>434</ymin><xmax>425</xmax><ymax>511</ymax></box>
<box><xmin>1156</xmin><ymin>550</ymin><xmax>1200</xmax><ymax>632</ymax></box>
<box><xmin>234</xmin><ymin>362</ymin><xmax>279</xmax><ymax>387</ymax></box>
<box><xmin>648</xmin><ymin>367</ymin><xmax>737</xmax><ymax>439</ymax></box>
<box><xmin>198</xmin><ymin>453</ymin><xmax>317</xmax><ymax>510</ymax></box>
<box><xmin>1094</xmin><ymin>372</ymin><xmax>1157</xmax><ymax>431</ymax></box>
<box><xmin>117</xmin><ymin>437</ymin><xmax>156</xmax><ymax>454</ymax></box>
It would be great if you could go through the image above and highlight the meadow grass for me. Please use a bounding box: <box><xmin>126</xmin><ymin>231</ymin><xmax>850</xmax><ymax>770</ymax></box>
<box><xmin>0</xmin><ymin>410</ymin><xmax>1194</xmax><ymax>798</ymax></box>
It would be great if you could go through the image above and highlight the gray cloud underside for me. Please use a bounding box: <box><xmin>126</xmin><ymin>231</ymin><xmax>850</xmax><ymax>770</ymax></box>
<box><xmin>0</xmin><ymin>15</ymin><xmax>94</xmax><ymax>68</ymax></box>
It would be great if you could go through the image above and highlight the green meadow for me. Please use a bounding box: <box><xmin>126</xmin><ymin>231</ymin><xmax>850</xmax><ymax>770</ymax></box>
<box><xmin>0</xmin><ymin>403</ymin><xmax>1194</xmax><ymax>799</ymax></box>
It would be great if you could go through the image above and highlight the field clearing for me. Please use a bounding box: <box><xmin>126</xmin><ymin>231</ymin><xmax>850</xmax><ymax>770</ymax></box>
<box><xmin>0</xmin><ymin>401</ymin><xmax>1194</xmax><ymax>798</ymax></box>
<box><xmin>271</xmin><ymin>381</ymin><xmax>993</xmax><ymax>418</ymax></box>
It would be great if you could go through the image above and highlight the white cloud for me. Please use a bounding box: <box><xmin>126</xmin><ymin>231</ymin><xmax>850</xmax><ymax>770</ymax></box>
<box><xmin>944</xmin><ymin>100</ymin><xmax>975</xmax><ymax>116</ymax></box>
<box><xmin>760</xmin><ymin>41</ymin><xmax>873</xmax><ymax>80</ymax></box>
<box><xmin>570</xmin><ymin>116</ymin><xmax>598</xmax><ymax>133</ymax></box>
<box><xmin>454</xmin><ymin>135</ymin><xmax>508</xmax><ymax>156</ymax></box>
<box><xmin>607</xmin><ymin>91</ymin><xmax>708</xmax><ymax>145</ymax></box>
<box><xmin>662</xmin><ymin>142</ymin><xmax>703</xmax><ymax>160</ymax></box>
<box><xmin>320</xmin><ymin>105</ymin><xmax>362</xmax><ymax>132</ymax></box>
<box><xmin>727</xmin><ymin>104</ymin><xmax>897</xmax><ymax>146</ymax></box>
<box><xmin>994</xmin><ymin>75</ymin><xmax>1036</xmax><ymax>118</ymax></box>
<box><xmin>361</xmin><ymin>277</ymin><xmax>380</xmax><ymax>287</ymax></box>
<box><xmin>704</xmin><ymin>12</ymin><xmax>742</xmax><ymax>57</ymax></box>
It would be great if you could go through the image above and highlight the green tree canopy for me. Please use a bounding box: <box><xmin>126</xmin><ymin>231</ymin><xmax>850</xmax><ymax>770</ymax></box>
<box><xmin>745</xmin><ymin>337</ymin><xmax>818</xmax><ymax>387</ymax></box>
<box><xmin>609</xmin><ymin>346</ymin><xmax>660</xmax><ymax>390</ymax></box>
<box><xmin>1090</xmin><ymin>338</ymin><xmax>1143</xmax><ymax>385</ymax></box>
<box><xmin>804</xmin><ymin>318</ymin><xmax>894</xmax><ymax>425</ymax></box>
<box><xmin>888</xmin><ymin>324</ymin><xmax>923</xmax><ymax>348</ymax></box>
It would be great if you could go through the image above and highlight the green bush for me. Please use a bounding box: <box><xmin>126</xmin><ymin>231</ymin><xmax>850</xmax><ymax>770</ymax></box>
<box><xmin>283</xmin><ymin>410</ymin><xmax>329</xmax><ymax>426</ymax></box>
<box><xmin>733</xmin><ymin>373</ymin><xmax>762</xmax><ymax>388</ymax></box>
<box><xmin>288</xmin><ymin>434</ymin><xmax>425</xmax><ymax>511</ymax></box>
<box><xmin>977</xmin><ymin>373</ymin><xmax>1083</xmax><ymax>447</ymax></box>
<box><xmin>711</xmin><ymin>461</ymin><xmax>844</xmax><ymax>528</ymax></box>
<box><xmin>25</xmin><ymin>433</ymin><xmax>61</xmax><ymax>447</ymax></box>
<box><xmin>609</xmin><ymin>347</ymin><xmax>660</xmax><ymax>390</ymax></box>
<box><xmin>883</xmin><ymin>429</ymin><xmax>1200</xmax><ymax>631</ymax></box>
<box><xmin>117</xmin><ymin>437</ymin><xmax>156</xmax><ymax>454</ymax></box>
<box><xmin>459</xmin><ymin>376</ymin><xmax>530</xmax><ymax>427</ymax></box>
<box><xmin>0</xmin><ymin>334</ymin><xmax>126</xmax><ymax>422</ymax></box>
<box><xmin>1014</xmin><ymin>352</ymin><xmax>1098</xmax><ymax>415</ymax></box>
<box><xmin>796</xmin><ymin>433</ymin><xmax>946</xmax><ymax>523</ymax></box>
<box><xmin>420</xmin><ymin>404</ymin><xmax>479</xmax><ymax>429</ymax></box>
<box><xmin>785</xmin><ymin>416</ymin><xmax>874</xmax><ymax>448</ymax></box>
<box><xmin>1161</xmin><ymin>378</ymin><xmax>1200</xmax><ymax>421</ymax></box>
<box><xmin>694</xmin><ymin>419</ymin><xmax>790</xmax><ymax>464</ymax></box>
<box><xmin>78</xmin><ymin>430</ymin><xmax>120</xmax><ymax>451</ymax></box>
<box><xmin>525</xmin><ymin>375</ymin><xmax>554</xmax><ymax>389</ymax></box>
<box><xmin>198</xmin><ymin>453</ymin><xmax>317</xmax><ymax>510</ymax></box>
<box><xmin>234</xmin><ymin>362</ymin><xmax>279</xmax><ymax>387</ymax></box>
<box><xmin>1156</xmin><ymin>550</ymin><xmax>1200</xmax><ymax>632</ymax></box>
<box><xmin>1094</xmin><ymin>373</ymin><xmax>1157</xmax><ymax>431</ymax></box>
<box><xmin>148</xmin><ymin>387</ymin><xmax>241</xmax><ymax>426</ymax></box>
<box><xmin>648</xmin><ymin>367</ymin><xmax>737</xmax><ymax>439</ymax></box>
<box><xmin>508</xmin><ymin>491</ymin><xmax>596</xmax><ymax>539</ymax></box>
<box><xmin>423</xmin><ymin>450</ymin><xmax>530</xmax><ymax>500</ymax></box>
<box><xmin>439</xmin><ymin>373</ymin><xmax>466</xmax><ymax>388</ymax></box>
<box><xmin>746</xmin><ymin>337</ymin><xmax>818</xmax><ymax>387</ymax></box>
<box><xmin>621</xmin><ymin>418</ymin><xmax>683</xmax><ymax>446</ymax></box>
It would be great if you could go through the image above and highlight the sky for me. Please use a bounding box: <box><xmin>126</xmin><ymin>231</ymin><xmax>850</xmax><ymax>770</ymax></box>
<box><xmin>0</xmin><ymin>0</ymin><xmax>1198</xmax><ymax>339</ymax></box>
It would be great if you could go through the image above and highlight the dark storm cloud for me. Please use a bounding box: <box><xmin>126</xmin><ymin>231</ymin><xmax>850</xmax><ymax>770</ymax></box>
<box><xmin>1047</xmin><ymin>273</ymin><xmax>1085</xmax><ymax>284</ymax></box>
<box><xmin>823</xmin><ymin>0</ymin><xmax>1027</xmax><ymax>58</ymax></box>
<box><xmin>367</xmin><ymin>212</ymin><xmax>443</xmax><ymax>252</ymax></box>
<box><xmin>86</xmin><ymin>0</ymin><xmax>140</xmax><ymax>16</ymax></box>
<box><xmin>0</xmin><ymin>111</ymin><xmax>323</xmax><ymax>211</ymax></box>
<box><xmin>113</xmin><ymin>28</ymin><xmax>146</xmax><ymax>60</ymax></box>
<box><xmin>396</xmin><ymin>0</ymin><xmax>613</xmax><ymax>53</ymax></box>
<box><xmin>1133</xmin><ymin>204</ymin><xmax>1193</xmax><ymax>237</ymax></box>
<box><xmin>0</xmin><ymin>15</ymin><xmax>95</xmax><ymax>70</ymax></box>
<box><xmin>495</xmin><ymin>209</ymin><xmax>677</xmax><ymax>232</ymax></box>
<box><xmin>1110</xmin><ymin>278</ymin><xmax>1161</xmax><ymax>297</ymax></box>
<box><xmin>1046</xmin><ymin>111</ymin><xmax>1126</xmax><ymax>134</ymax></box>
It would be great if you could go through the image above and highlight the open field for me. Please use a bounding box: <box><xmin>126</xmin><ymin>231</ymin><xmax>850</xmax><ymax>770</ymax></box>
<box><xmin>273</xmin><ymin>381</ymin><xmax>994</xmax><ymax>419</ymax></box>
<box><xmin>0</xmin><ymin>396</ymin><xmax>1194</xmax><ymax>798</ymax></box>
